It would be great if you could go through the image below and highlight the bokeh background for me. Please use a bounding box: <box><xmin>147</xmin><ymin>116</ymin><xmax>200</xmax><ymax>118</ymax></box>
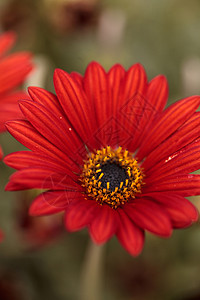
<box><xmin>1</xmin><ymin>0</ymin><xmax>200</xmax><ymax>299</ymax></box>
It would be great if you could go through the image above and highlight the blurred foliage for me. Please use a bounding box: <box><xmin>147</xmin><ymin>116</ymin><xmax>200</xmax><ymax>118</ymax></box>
<box><xmin>1</xmin><ymin>0</ymin><xmax>200</xmax><ymax>299</ymax></box>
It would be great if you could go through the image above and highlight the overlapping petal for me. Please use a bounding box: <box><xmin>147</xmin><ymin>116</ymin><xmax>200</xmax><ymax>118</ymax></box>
<box><xmin>144</xmin><ymin>174</ymin><xmax>200</xmax><ymax>196</ymax></box>
<box><xmin>142</xmin><ymin>112</ymin><xmax>200</xmax><ymax>171</ymax></box>
<box><xmin>5</xmin><ymin>167</ymin><xmax>81</xmax><ymax>191</ymax></box>
<box><xmin>0</xmin><ymin>91</ymin><xmax>28</xmax><ymax>132</ymax></box>
<box><xmin>124</xmin><ymin>199</ymin><xmax>172</xmax><ymax>237</ymax></box>
<box><xmin>5</xmin><ymin>120</ymin><xmax>80</xmax><ymax>172</ymax></box>
<box><xmin>54</xmin><ymin>68</ymin><xmax>97</xmax><ymax>150</ymax></box>
<box><xmin>145</xmin><ymin>140</ymin><xmax>200</xmax><ymax>182</ymax></box>
<box><xmin>65</xmin><ymin>198</ymin><xmax>98</xmax><ymax>231</ymax></box>
<box><xmin>128</xmin><ymin>75</ymin><xmax>168</xmax><ymax>151</ymax></box>
<box><xmin>29</xmin><ymin>191</ymin><xmax>75</xmax><ymax>216</ymax></box>
<box><xmin>19</xmin><ymin>100</ymin><xmax>84</xmax><ymax>163</ymax></box>
<box><xmin>0</xmin><ymin>53</ymin><xmax>33</xmax><ymax>95</ymax></box>
<box><xmin>89</xmin><ymin>205</ymin><xmax>118</xmax><ymax>244</ymax></box>
<box><xmin>137</xmin><ymin>96</ymin><xmax>200</xmax><ymax>161</ymax></box>
<box><xmin>116</xmin><ymin>209</ymin><xmax>144</xmax><ymax>256</ymax></box>
<box><xmin>145</xmin><ymin>193</ymin><xmax>198</xmax><ymax>228</ymax></box>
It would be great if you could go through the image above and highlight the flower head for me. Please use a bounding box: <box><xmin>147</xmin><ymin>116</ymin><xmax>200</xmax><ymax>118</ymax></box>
<box><xmin>4</xmin><ymin>62</ymin><xmax>200</xmax><ymax>255</ymax></box>
<box><xmin>0</xmin><ymin>31</ymin><xmax>33</xmax><ymax>159</ymax></box>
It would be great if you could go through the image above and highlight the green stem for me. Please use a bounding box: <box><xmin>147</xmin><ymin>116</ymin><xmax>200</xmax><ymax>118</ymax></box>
<box><xmin>80</xmin><ymin>241</ymin><xmax>105</xmax><ymax>300</ymax></box>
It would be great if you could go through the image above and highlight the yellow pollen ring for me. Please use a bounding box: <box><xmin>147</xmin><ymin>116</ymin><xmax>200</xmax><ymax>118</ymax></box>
<box><xmin>80</xmin><ymin>146</ymin><xmax>144</xmax><ymax>209</ymax></box>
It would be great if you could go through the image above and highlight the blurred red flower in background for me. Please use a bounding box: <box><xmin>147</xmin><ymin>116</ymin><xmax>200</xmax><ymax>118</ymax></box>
<box><xmin>16</xmin><ymin>192</ymin><xmax>63</xmax><ymax>250</ymax></box>
<box><xmin>4</xmin><ymin>62</ymin><xmax>200</xmax><ymax>255</ymax></box>
<box><xmin>0</xmin><ymin>31</ymin><xmax>33</xmax><ymax>159</ymax></box>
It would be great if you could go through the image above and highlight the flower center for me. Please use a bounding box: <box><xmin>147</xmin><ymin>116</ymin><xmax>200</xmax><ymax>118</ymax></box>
<box><xmin>80</xmin><ymin>146</ymin><xmax>144</xmax><ymax>209</ymax></box>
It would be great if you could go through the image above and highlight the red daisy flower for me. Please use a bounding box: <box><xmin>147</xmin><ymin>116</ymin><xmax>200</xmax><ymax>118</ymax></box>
<box><xmin>0</xmin><ymin>31</ymin><xmax>33</xmax><ymax>159</ymax></box>
<box><xmin>4</xmin><ymin>62</ymin><xmax>200</xmax><ymax>255</ymax></box>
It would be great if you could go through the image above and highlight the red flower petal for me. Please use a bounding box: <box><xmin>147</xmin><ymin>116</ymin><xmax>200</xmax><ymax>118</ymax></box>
<box><xmin>108</xmin><ymin>64</ymin><xmax>125</xmax><ymax>116</ymax></box>
<box><xmin>19</xmin><ymin>100</ymin><xmax>83</xmax><ymax>163</ymax></box>
<box><xmin>0</xmin><ymin>91</ymin><xmax>28</xmax><ymax>132</ymax></box>
<box><xmin>83</xmin><ymin>62</ymin><xmax>110</xmax><ymax>129</ymax></box>
<box><xmin>106</xmin><ymin>64</ymin><xmax>126</xmax><ymax>147</ymax></box>
<box><xmin>5</xmin><ymin>167</ymin><xmax>80</xmax><ymax>191</ymax></box>
<box><xmin>0</xmin><ymin>53</ymin><xmax>33</xmax><ymax>95</ymax></box>
<box><xmin>70</xmin><ymin>71</ymin><xmax>83</xmax><ymax>86</ymax></box>
<box><xmin>145</xmin><ymin>141</ymin><xmax>200</xmax><ymax>182</ymax></box>
<box><xmin>117</xmin><ymin>64</ymin><xmax>148</xmax><ymax>149</ymax></box>
<box><xmin>146</xmin><ymin>75</ymin><xmax>168</xmax><ymax>111</ymax></box>
<box><xmin>5</xmin><ymin>120</ymin><xmax>79</xmax><ymax>171</ymax></box>
<box><xmin>54</xmin><ymin>68</ymin><xmax>97</xmax><ymax>149</ymax></box>
<box><xmin>65</xmin><ymin>198</ymin><xmax>97</xmax><ymax>231</ymax></box>
<box><xmin>137</xmin><ymin>96</ymin><xmax>200</xmax><ymax>161</ymax></box>
<box><xmin>145</xmin><ymin>193</ymin><xmax>198</xmax><ymax>228</ymax></box>
<box><xmin>28</xmin><ymin>87</ymin><xmax>62</xmax><ymax>112</ymax></box>
<box><xmin>89</xmin><ymin>204</ymin><xmax>118</xmax><ymax>244</ymax></box>
<box><xmin>129</xmin><ymin>75</ymin><xmax>168</xmax><ymax>151</ymax></box>
<box><xmin>124</xmin><ymin>199</ymin><xmax>172</xmax><ymax>237</ymax></box>
<box><xmin>116</xmin><ymin>209</ymin><xmax>144</xmax><ymax>256</ymax></box>
<box><xmin>143</xmin><ymin>112</ymin><xmax>200</xmax><ymax>170</ymax></box>
<box><xmin>0</xmin><ymin>31</ymin><xmax>16</xmax><ymax>57</ymax></box>
<box><xmin>144</xmin><ymin>174</ymin><xmax>200</xmax><ymax>196</ymax></box>
<box><xmin>83</xmin><ymin>62</ymin><xmax>121</xmax><ymax>148</ymax></box>
<box><xmin>29</xmin><ymin>191</ymin><xmax>74</xmax><ymax>216</ymax></box>
<box><xmin>4</xmin><ymin>151</ymin><xmax>74</xmax><ymax>172</ymax></box>
<box><xmin>120</xmin><ymin>63</ymin><xmax>147</xmax><ymax>106</ymax></box>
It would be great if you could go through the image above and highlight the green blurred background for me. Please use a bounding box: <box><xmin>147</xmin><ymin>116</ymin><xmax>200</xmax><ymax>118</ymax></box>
<box><xmin>1</xmin><ymin>0</ymin><xmax>200</xmax><ymax>299</ymax></box>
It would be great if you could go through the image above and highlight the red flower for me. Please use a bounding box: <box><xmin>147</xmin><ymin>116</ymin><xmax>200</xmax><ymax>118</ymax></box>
<box><xmin>16</xmin><ymin>192</ymin><xmax>63</xmax><ymax>250</ymax></box>
<box><xmin>4</xmin><ymin>62</ymin><xmax>200</xmax><ymax>255</ymax></box>
<box><xmin>0</xmin><ymin>31</ymin><xmax>33</xmax><ymax>159</ymax></box>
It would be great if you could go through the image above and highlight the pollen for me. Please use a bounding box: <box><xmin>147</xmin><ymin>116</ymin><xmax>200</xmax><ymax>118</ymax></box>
<box><xmin>80</xmin><ymin>146</ymin><xmax>144</xmax><ymax>209</ymax></box>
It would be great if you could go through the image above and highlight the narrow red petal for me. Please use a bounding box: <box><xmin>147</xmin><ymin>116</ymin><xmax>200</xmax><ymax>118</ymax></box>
<box><xmin>120</xmin><ymin>63</ymin><xmax>147</xmax><ymax>105</ymax></box>
<box><xmin>83</xmin><ymin>62</ymin><xmax>115</xmax><ymax>147</ymax></box>
<box><xmin>19</xmin><ymin>100</ymin><xmax>83</xmax><ymax>162</ymax></box>
<box><xmin>65</xmin><ymin>199</ymin><xmax>97</xmax><ymax>231</ymax></box>
<box><xmin>145</xmin><ymin>193</ymin><xmax>198</xmax><ymax>228</ymax></box>
<box><xmin>116</xmin><ymin>209</ymin><xmax>144</xmax><ymax>256</ymax></box>
<box><xmin>0</xmin><ymin>53</ymin><xmax>33</xmax><ymax>94</ymax></box>
<box><xmin>124</xmin><ymin>200</ymin><xmax>172</xmax><ymax>237</ymax></box>
<box><xmin>137</xmin><ymin>96</ymin><xmax>200</xmax><ymax>161</ymax></box>
<box><xmin>54</xmin><ymin>68</ymin><xmax>96</xmax><ymax>149</ymax></box>
<box><xmin>145</xmin><ymin>141</ymin><xmax>200</xmax><ymax>182</ymax></box>
<box><xmin>147</xmin><ymin>75</ymin><xmax>168</xmax><ymax>111</ymax></box>
<box><xmin>143</xmin><ymin>112</ymin><xmax>200</xmax><ymax>170</ymax></box>
<box><xmin>29</xmin><ymin>191</ymin><xmax>72</xmax><ymax>216</ymax></box>
<box><xmin>70</xmin><ymin>71</ymin><xmax>83</xmax><ymax>86</ymax></box>
<box><xmin>28</xmin><ymin>87</ymin><xmax>62</xmax><ymax>112</ymax></box>
<box><xmin>105</xmin><ymin>64</ymin><xmax>127</xmax><ymax>148</ymax></box>
<box><xmin>4</xmin><ymin>151</ymin><xmax>74</xmax><ymax>173</ymax></box>
<box><xmin>129</xmin><ymin>75</ymin><xmax>168</xmax><ymax>151</ymax></box>
<box><xmin>5</xmin><ymin>167</ymin><xmax>80</xmax><ymax>191</ymax></box>
<box><xmin>0</xmin><ymin>91</ymin><xmax>28</xmax><ymax>132</ymax></box>
<box><xmin>144</xmin><ymin>174</ymin><xmax>200</xmax><ymax>196</ymax></box>
<box><xmin>89</xmin><ymin>205</ymin><xmax>117</xmax><ymax>244</ymax></box>
<box><xmin>83</xmin><ymin>62</ymin><xmax>110</xmax><ymax>131</ymax></box>
<box><xmin>108</xmin><ymin>64</ymin><xmax>125</xmax><ymax>116</ymax></box>
<box><xmin>116</xmin><ymin>64</ymin><xmax>148</xmax><ymax>149</ymax></box>
<box><xmin>5</xmin><ymin>120</ymin><xmax>79</xmax><ymax>171</ymax></box>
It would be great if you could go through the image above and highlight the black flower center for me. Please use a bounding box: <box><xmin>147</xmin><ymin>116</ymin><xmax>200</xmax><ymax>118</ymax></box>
<box><xmin>96</xmin><ymin>162</ymin><xmax>129</xmax><ymax>192</ymax></box>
